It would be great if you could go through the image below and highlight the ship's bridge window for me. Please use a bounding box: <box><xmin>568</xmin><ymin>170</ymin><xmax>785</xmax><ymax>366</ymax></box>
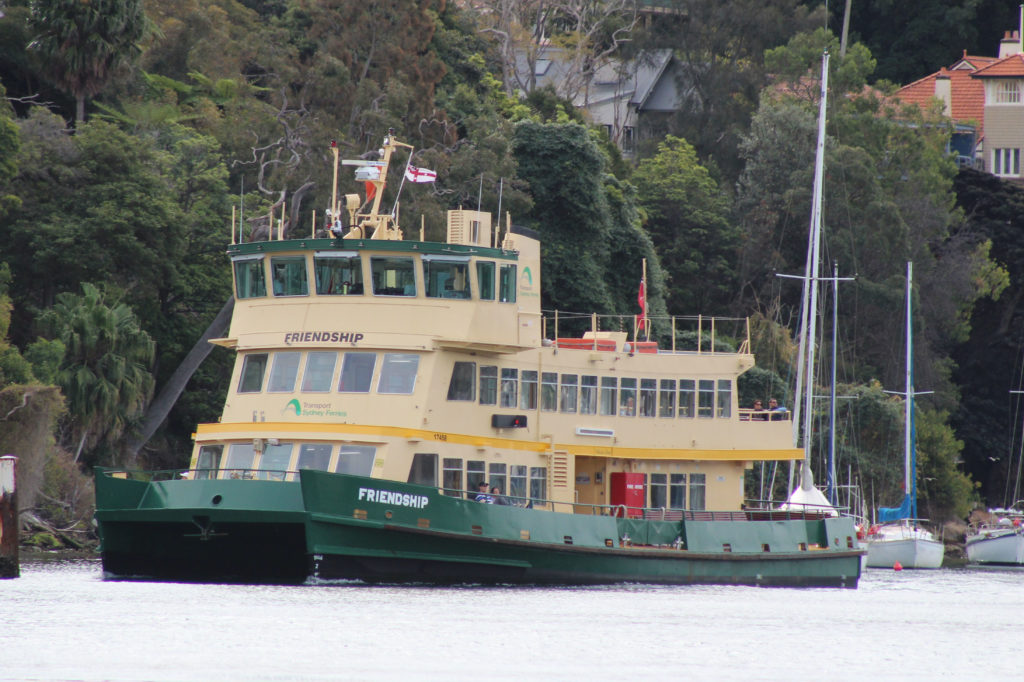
<box><xmin>659</xmin><ymin>379</ymin><xmax>676</xmax><ymax>417</ymax></box>
<box><xmin>479</xmin><ymin>365</ymin><xmax>497</xmax><ymax>405</ymax></box>
<box><xmin>408</xmin><ymin>453</ymin><xmax>438</xmax><ymax>487</ymax></box>
<box><xmin>477</xmin><ymin>261</ymin><xmax>495</xmax><ymax>300</ymax></box>
<box><xmin>689</xmin><ymin>473</ymin><xmax>706</xmax><ymax>510</ymax></box>
<box><xmin>258</xmin><ymin>442</ymin><xmax>293</xmax><ymax>481</ymax></box>
<box><xmin>619</xmin><ymin>378</ymin><xmax>637</xmax><ymax>417</ymax></box>
<box><xmin>580</xmin><ymin>375</ymin><xmax>598</xmax><ymax>415</ymax></box>
<box><xmin>223</xmin><ymin>443</ymin><xmax>255</xmax><ymax>478</ymax></box>
<box><xmin>378</xmin><ymin>353</ymin><xmax>419</xmax><ymax>394</ymax></box>
<box><xmin>371</xmin><ymin>256</ymin><xmax>416</xmax><ymax>296</ymax></box>
<box><xmin>423</xmin><ymin>255</ymin><xmax>471</xmax><ymax>299</ymax></box>
<box><xmin>447</xmin><ymin>361</ymin><xmax>476</xmax><ymax>401</ymax></box>
<box><xmin>194</xmin><ymin>445</ymin><xmax>222</xmax><ymax>480</ymax></box>
<box><xmin>334</xmin><ymin>445</ymin><xmax>376</xmax><ymax>476</ymax></box>
<box><xmin>270</xmin><ymin>256</ymin><xmax>309</xmax><ymax>297</ymax></box>
<box><xmin>339</xmin><ymin>352</ymin><xmax>376</xmax><ymax>392</ymax></box>
<box><xmin>697</xmin><ymin>379</ymin><xmax>715</xmax><ymax>418</ymax></box>
<box><xmin>268</xmin><ymin>351</ymin><xmax>301</xmax><ymax>392</ymax></box>
<box><xmin>520</xmin><ymin>370</ymin><xmax>538</xmax><ymax>410</ymax></box>
<box><xmin>232</xmin><ymin>255</ymin><xmax>266</xmax><ymax>299</ymax></box>
<box><xmin>717</xmin><ymin>379</ymin><xmax>732</xmax><ymax>418</ymax></box>
<box><xmin>540</xmin><ymin>372</ymin><xmax>557</xmax><ymax>412</ymax></box>
<box><xmin>238</xmin><ymin>353</ymin><xmax>269</xmax><ymax>393</ymax></box>
<box><xmin>314</xmin><ymin>251</ymin><xmax>363</xmax><ymax>295</ymax></box>
<box><xmin>296</xmin><ymin>443</ymin><xmax>332</xmax><ymax>473</ymax></box>
<box><xmin>301</xmin><ymin>352</ymin><xmax>338</xmax><ymax>392</ymax></box>
<box><xmin>640</xmin><ymin>378</ymin><xmax>657</xmax><ymax>417</ymax></box>
<box><xmin>499</xmin><ymin>263</ymin><xmax>517</xmax><ymax>303</ymax></box>
<box><xmin>678</xmin><ymin>379</ymin><xmax>695</xmax><ymax>418</ymax></box>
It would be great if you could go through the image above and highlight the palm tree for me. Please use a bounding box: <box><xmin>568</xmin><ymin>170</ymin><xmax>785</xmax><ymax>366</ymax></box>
<box><xmin>28</xmin><ymin>0</ymin><xmax>149</xmax><ymax>124</ymax></box>
<box><xmin>43</xmin><ymin>283</ymin><xmax>154</xmax><ymax>464</ymax></box>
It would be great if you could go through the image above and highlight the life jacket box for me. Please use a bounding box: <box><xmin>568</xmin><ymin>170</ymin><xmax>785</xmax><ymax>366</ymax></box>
<box><xmin>555</xmin><ymin>338</ymin><xmax>616</xmax><ymax>351</ymax></box>
<box><xmin>610</xmin><ymin>471</ymin><xmax>645</xmax><ymax>518</ymax></box>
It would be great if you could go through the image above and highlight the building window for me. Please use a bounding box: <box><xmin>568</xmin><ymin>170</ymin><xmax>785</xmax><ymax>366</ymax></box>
<box><xmin>994</xmin><ymin>148</ymin><xmax>1021</xmax><ymax>177</ymax></box>
<box><xmin>301</xmin><ymin>352</ymin><xmax>337</xmax><ymax>392</ymax></box>
<box><xmin>580</xmin><ymin>375</ymin><xmax>598</xmax><ymax>415</ymax></box>
<box><xmin>541</xmin><ymin>372</ymin><xmax>558</xmax><ymax>412</ymax></box>
<box><xmin>377</xmin><ymin>353</ymin><xmax>419</xmax><ymax>394</ymax></box>
<box><xmin>689</xmin><ymin>473</ymin><xmax>706</xmax><ymax>511</ymax></box>
<box><xmin>314</xmin><ymin>254</ymin><xmax>363</xmax><ymax>295</ymax></box>
<box><xmin>270</xmin><ymin>256</ymin><xmax>309</xmax><ymax>296</ymax></box>
<box><xmin>500</xmin><ymin>368</ymin><xmax>519</xmax><ymax>407</ymax></box>
<box><xmin>479</xmin><ymin>365</ymin><xmax>498</xmax><ymax>405</ymax></box>
<box><xmin>446</xmin><ymin>361</ymin><xmax>476</xmax><ymax>401</ymax></box>
<box><xmin>622</xmin><ymin>126</ymin><xmax>636</xmax><ymax>154</ymax></box>
<box><xmin>995</xmin><ymin>80</ymin><xmax>1022</xmax><ymax>104</ymax></box>
<box><xmin>520</xmin><ymin>370</ymin><xmax>538</xmax><ymax>410</ymax></box>
<box><xmin>238</xmin><ymin>353</ymin><xmax>268</xmax><ymax>393</ymax></box>
<box><xmin>338</xmin><ymin>353</ymin><xmax>376</xmax><ymax>392</ymax></box>
<box><xmin>442</xmin><ymin>458</ymin><xmax>463</xmax><ymax>497</ymax></box>
<box><xmin>267</xmin><ymin>352</ymin><xmax>301</xmax><ymax>392</ymax></box>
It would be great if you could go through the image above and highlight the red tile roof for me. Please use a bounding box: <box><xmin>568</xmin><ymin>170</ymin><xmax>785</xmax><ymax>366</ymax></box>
<box><xmin>972</xmin><ymin>52</ymin><xmax>1024</xmax><ymax>77</ymax></box>
<box><xmin>895</xmin><ymin>53</ymin><xmax>996</xmax><ymax>139</ymax></box>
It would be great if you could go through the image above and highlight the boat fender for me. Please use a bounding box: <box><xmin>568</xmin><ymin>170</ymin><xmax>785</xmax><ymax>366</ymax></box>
<box><xmin>893</xmin><ymin>561</ymin><xmax>903</xmax><ymax>571</ymax></box>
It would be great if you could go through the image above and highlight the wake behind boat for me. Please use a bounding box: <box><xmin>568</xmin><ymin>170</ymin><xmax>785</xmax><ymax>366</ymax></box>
<box><xmin>93</xmin><ymin>131</ymin><xmax>863</xmax><ymax>587</ymax></box>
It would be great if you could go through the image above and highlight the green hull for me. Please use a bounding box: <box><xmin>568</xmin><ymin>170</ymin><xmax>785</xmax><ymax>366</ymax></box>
<box><xmin>95</xmin><ymin>468</ymin><xmax>863</xmax><ymax>587</ymax></box>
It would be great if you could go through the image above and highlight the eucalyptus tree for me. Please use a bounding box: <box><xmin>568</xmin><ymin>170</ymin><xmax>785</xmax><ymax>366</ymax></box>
<box><xmin>28</xmin><ymin>0</ymin><xmax>149</xmax><ymax>124</ymax></box>
<box><xmin>41</xmin><ymin>283</ymin><xmax>154</xmax><ymax>465</ymax></box>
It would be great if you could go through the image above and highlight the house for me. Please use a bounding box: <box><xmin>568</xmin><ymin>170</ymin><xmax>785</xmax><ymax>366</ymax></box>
<box><xmin>896</xmin><ymin>30</ymin><xmax>1024</xmax><ymax>178</ymax></box>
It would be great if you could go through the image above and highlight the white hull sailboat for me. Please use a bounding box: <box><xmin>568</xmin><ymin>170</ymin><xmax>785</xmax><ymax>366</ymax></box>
<box><xmin>966</xmin><ymin>509</ymin><xmax>1024</xmax><ymax>565</ymax></box>
<box><xmin>864</xmin><ymin>262</ymin><xmax>943</xmax><ymax>569</ymax></box>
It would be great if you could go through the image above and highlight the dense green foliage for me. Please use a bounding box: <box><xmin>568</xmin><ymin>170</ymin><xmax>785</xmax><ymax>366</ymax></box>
<box><xmin>2</xmin><ymin>0</ymin><xmax>1022</xmax><ymax>527</ymax></box>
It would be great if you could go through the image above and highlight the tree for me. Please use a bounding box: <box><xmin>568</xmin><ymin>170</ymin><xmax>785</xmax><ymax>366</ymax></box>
<box><xmin>28</xmin><ymin>0</ymin><xmax>149</xmax><ymax>124</ymax></box>
<box><xmin>40</xmin><ymin>283</ymin><xmax>155</xmax><ymax>465</ymax></box>
<box><xmin>633</xmin><ymin>135</ymin><xmax>737</xmax><ymax>314</ymax></box>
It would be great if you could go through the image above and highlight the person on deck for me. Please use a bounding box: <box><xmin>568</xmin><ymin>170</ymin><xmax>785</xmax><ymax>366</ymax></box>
<box><xmin>474</xmin><ymin>481</ymin><xmax>494</xmax><ymax>503</ymax></box>
<box><xmin>769</xmin><ymin>398</ymin><xmax>787</xmax><ymax>421</ymax></box>
<box><xmin>752</xmin><ymin>399</ymin><xmax>767</xmax><ymax>421</ymax></box>
<box><xmin>491</xmin><ymin>486</ymin><xmax>510</xmax><ymax>505</ymax></box>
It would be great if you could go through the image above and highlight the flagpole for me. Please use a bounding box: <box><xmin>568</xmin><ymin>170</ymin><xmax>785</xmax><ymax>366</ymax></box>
<box><xmin>391</xmin><ymin>150</ymin><xmax>414</xmax><ymax>218</ymax></box>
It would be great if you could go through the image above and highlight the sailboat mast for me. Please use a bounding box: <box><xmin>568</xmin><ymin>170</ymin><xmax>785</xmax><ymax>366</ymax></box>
<box><xmin>796</xmin><ymin>50</ymin><xmax>830</xmax><ymax>475</ymax></box>
<box><xmin>905</xmin><ymin>261</ymin><xmax>916</xmax><ymax>518</ymax></box>
<box><xmin>828</xmin><ymin>261</ymin><xmax>839</xmax><ymax>505</ymax></box>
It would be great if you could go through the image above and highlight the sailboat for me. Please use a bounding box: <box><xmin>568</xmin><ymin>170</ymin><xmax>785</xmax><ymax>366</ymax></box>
<box><xmin>863</xmin><ymin>262</ymin><xmax>944</xmax><ymax>569</ymax></box>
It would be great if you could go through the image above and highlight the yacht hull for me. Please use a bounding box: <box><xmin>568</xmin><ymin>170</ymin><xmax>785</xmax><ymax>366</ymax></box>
<box><xmin>966</xmin><ymin>528</ymin><xmax>1024</xmax><ymax>565</ymax></box>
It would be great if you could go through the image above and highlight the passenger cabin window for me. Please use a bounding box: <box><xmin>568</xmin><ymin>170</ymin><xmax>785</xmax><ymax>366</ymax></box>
<box><xmin>619</xmin><ymin>378</ymin><xmax>637</xmax><ymax>416</ymax></box>
<box><xmin>678</xmin><ymin>380</ymin><xmax>695</xmax><ymax>418</ymax></box>
<box><xmin>335</xmin><ymin>445</ymin><xmax>376</xmax><ymax>476</ymax></box>
<box><xmin>258</xmin><ymin>443</ymin><xmax>293</xmax><ymax>481</ymax></box>
<box><xmin>489</xmin><ymin>463</ymin><xmax>507</xmax><ymax>497</ymax></box>
<box><xmin>650</xmin><ymin>473</ymin><xmax>667</xmax><ymax>508</ymax></box>
<box><xmin>195</xmin><ymin>445</ymin><xmax>222</xmax><ymax>480</ymax></box>
<box><xmin>443</xmin><ymin>458</ymin><xmax>463</xmax><ymax>497</ymax></box>
<box><xmin>238</xmin><ymin>353</ymin><xmax>269</xmax><ymax>393</ymax></box>
<box><xmin>640</xmin><ymin>379</ymin><xmax>657</xmax><ymax>417</ymax></box>
<box><xmin>530</xmin><ymin>467</ymin><xmax>547</xmax><ymax>503</ymax></box>
<box><xmin>717</xmin><ymin>379</ymin><xmax>732</xmax><ymax>418</ymax></box>
<box><xmin>467</xmin><ymin>460</ymin><xmax>486</xmax><ymax>496</ymax></box>
<box><xmin>540</xmin><ymin>372</ymin><xmax>557</xmax><ymax>412</ymax></box>
<box><xmin>301</xmin><ymin>352</ymin><xmax>338</xmax><ymax>392</ymax></box>
<box><xmin>659</xmin><ymin>379</ymin><xmax>677</xmax><ymax>418</ymax></box>
<box><xmin>499</xmin><ymin>263</ymin><xmax>517</xmax><ymax>302</ymax></box>
<box><xmin>424</xmin><ymin>257</ymin><xmax>471</xmax><ymax>299</ymax></box>
<box><xmin>477</xmin><ymin>261</ymin><xmax>495</xmax><ymax>300</ymax></box>
<box><xmin>560</xmin><ymin>374</ymin><xmax>578</xmax><ymax>413</ymax></box>
<box><xmin>689</xmin><ymin>473</ymin><xmax>707</xmax><ymax>510</ymax></box>
<box><xmin>297</xmin><ymin>444</ymin><xmax>332</xmax><ymax>472</ymax></box>
<box><xmin>233</xmin><ymin>257</ymin><xmax>266</xmax><ymax>299</ymax></box>
<box><xmin>510</xmin><ymin>465</ymin><xmax>528</xmax><ymax>505</ymax></box>
<box><xmin>479</xmin><ymin>365</ymin><xmax>497</xmax><ymax>405</ymax></box>
<box><xmin>270</xmin><ymin>256</ymin><xmax>309</xmax><ymax>296</ymax></box>
<box><xmin>371</xmin><ymin>256</ymin><xmax>416</xmax><ymax>296</ymax></box>
<box><xmin>698</xmin><ymin>379</ymin><xmax>715</xmax><ymax>418</ymax></box>
<box><xmin>500</xmin><ymin>368</ymin><xmax>518</xmax><ymax>407</ymax></box>
<box><xmin>378</xmin><ymin>353</ymin><xmax>419</xmax><ymax>394</ymax></box>
<box><xmin>224</xmin><ymin>443</ymin><xmax>255</xmax><ymax>477</ymax></box>
<box><xmin>520</xmin><ymin>370</ymin><xmax>538</xmax><ymax>410</ymax></box>
<box><xmin>670</xmin><ymin>473</ymin><xmax>687</xmax><ymax>508</ymax></box>
<box><xmin>599</xmin><ymin>377</ymin><xmax>617</xmax><ymax>416</ymax></box>
<box><xmin>447</xmin><ymin>362</ymin><xmax>476</xmax><ymax>401</ymax></box>
<box><xmin>314</xmin><ymin>253</ymin><xmax>363</xmax><ymax>295</ymax></box>
<box><xmin>580</xmin><ymin>376</ymin><xmax>598</xmax><ymax>415</ymax></box>
<box><xmin>339</xmin><ymin>352</ymin><xmax>376</xmax><ymax>392</ymax></box>
<box><xmin>408</xmin><ymin>453</ymin><xmax>438</xmax><ymax>486</ymax></box>
<box><xmin>267</xmin><ymin>352</ymin><xmax>301</xmax><ymax>392</ymax></box>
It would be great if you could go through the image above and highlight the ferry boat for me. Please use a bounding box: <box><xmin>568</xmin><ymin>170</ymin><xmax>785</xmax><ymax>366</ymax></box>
<box><xmin>94</xmin><ymin>132</ymin><xmax>864</xmax><ymax>587</ymax></box>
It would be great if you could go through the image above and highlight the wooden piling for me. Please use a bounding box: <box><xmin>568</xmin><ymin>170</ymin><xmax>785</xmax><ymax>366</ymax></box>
<box><xmin>0</xmin><ymin>455</ymin><xmax>18</xmax><ymax>578</ymax></box>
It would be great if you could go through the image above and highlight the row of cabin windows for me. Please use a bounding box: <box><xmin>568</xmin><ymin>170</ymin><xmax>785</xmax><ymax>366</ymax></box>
<box><xmin>648</xmin><ymin>473</ymin><xmax>707</xmax><ymax>511</ymax></box>
<box><xmin>233</xmin><ymin>253</ymin><xmax>517</xmax><ymax>303</ymax></box>
<box><xmin>193</xmin><ymin>442</ymin><xmax>376</xmax><ymax>481</ymax></box>
<box><xmin>447</xmin><ymin>361</ymin><xmax>733</xmax><ymax>418</ymax></box>
<box><xmin>238</xmin><ymin>351</ymin><xmax>419</xmax><ymax>395</ymax></box>
<box><xmin>429</xmin><ymin>456</ymin><xmax>547</xmax><ymax>503</ymax></box>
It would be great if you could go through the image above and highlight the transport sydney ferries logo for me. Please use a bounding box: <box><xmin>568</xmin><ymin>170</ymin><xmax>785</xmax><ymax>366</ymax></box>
<box><xmin>519</xmin><ymin>266</ymin><xmax>539</xmax><ymax>298</ymax></box>
<box><xmin>282</xmin><ymin>398</ymin><xmax>346</xmax><ymax>418</ymax></box>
